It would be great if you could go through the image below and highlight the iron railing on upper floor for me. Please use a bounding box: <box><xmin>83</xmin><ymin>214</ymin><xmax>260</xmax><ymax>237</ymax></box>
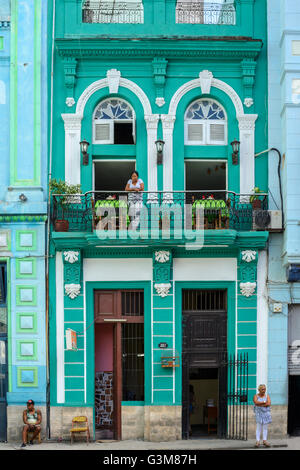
<box><xmin>175</xmin><ymin>1</ymin><xmax>236</xmax><ymax>25</ymax></box>
<box><xmin>82</xmin><ymin>1</ymin><xmax>144</xmax><ymax>24</ymax></box>
<box><xmin>51</xmin><ymin>190</ymin><xmax>268</xmax><ymax>234</ymax></box>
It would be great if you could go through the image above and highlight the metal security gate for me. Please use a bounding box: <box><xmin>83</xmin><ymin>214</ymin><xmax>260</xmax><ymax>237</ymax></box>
<box><xmin>219</xmin><ymin>353</ymin><xmax>249</xmax><ymax>440</ymax></box>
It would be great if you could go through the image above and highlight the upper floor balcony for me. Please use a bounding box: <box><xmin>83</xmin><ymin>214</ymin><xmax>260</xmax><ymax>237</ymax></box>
<box><xmin>82</xmin><ymin>0</ymin><xmax>235</xmax><ymax>26</ymax></box>
<box><xmin>51</xmin><ymin>190</ymin><xmax>269</xmax><ymax>248</ymax></box>
<box><xmin>58</xmin><ymin>0</ymin><xmax>260</xmax><ymax>40</ymax></box>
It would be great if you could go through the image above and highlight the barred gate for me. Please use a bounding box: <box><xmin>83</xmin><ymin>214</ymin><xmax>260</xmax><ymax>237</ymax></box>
<box><xmin>219</xmin><ymin>353</ymin><xmax>249</xmax><ymax>440</ymax></box>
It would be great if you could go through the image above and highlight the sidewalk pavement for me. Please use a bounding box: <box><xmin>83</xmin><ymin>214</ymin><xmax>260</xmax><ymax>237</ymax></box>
<box><xmin>0</xmin><ymin>436</ymin><xmax>297</xmax><ymax>451</ymax></box>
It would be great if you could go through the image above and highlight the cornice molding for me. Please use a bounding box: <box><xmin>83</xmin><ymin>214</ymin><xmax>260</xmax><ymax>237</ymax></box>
<box><xmin>56</xmin><ymin>38</ymin><xmax>262</xmax><ymax>61</ymax></box>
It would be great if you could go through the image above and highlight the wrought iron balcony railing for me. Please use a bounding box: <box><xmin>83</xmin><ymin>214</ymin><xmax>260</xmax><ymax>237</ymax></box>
<box><xmin>175</xmin><ymin>1</ymin><xmax>236</xmax><ymax>25</ymax></box>
<box><xmin>51</xmin><ymin>190</ymin><xmax>268</xmax><ymax>235</ymax></box>
<box><xmin>82</xmin><ymin>1</ymin><xmax>144</xmax><ymax>24</ymax></box>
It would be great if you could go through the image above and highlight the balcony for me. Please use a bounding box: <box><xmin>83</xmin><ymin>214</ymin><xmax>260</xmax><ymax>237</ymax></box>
<box><xmin>51</xmin><ymin>190</ymin><xmax>268</xmax><ymax>237</ymax></box>
<box><xmin>176</xmin><ymin>1</ymin><xmax>236</xmax><ymax>25</ymax></box>
<box><xmin>82</xmin><ymin>1</ymin><xmax>144</xmax><ymax>24</ymax></box>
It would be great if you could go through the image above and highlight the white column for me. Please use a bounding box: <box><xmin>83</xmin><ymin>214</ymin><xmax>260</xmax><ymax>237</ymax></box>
<box><xmin>161</xmin><ymin>114</ymin><xmax>176</xmax><ymax>193</ymax></box>
<box><xmin>238</xmin><ymin>114</ymin><xmax>257</xmax><ymax>194</ymax></box>
<box><xmin>62</xmin><ymin>113</ymin><xmax>83</xmax><ymax>185</ymax></box>
<box><xmin>256</xmin><ymin>250</ymin><xmax>269</xmax><ymax>388</ymax></box>
<box><xmin>56</xmin><ymin>252</ymin><xmax>65</xmax><ymax>404</ymax></box>
<box><xmin>145</xmin><ymin>114</ymin><xmax>160</xmax><ymax>193</ymax></box>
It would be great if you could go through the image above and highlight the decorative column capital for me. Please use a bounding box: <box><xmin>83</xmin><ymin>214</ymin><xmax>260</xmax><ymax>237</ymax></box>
<box><xmin>161</xmin><ymin>114</ymin><xmax>176</xmax><ymax>131</ymax></box>
<box><xmin>237</xmin><ymin>114</ymin><xmax>257</xmax><ymax>131</ymax></box>
<box><xmin>145</xmin><ymin>114</ymin><xmax>160</xmax><ymax>130</ymax></box>
<box><xmin>62</xmin><ymin>113</ymin><xmax>83</xmax><ymax>131</ymax></box>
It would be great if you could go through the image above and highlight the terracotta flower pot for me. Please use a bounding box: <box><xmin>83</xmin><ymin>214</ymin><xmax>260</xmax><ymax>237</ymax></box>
<box><xmin>251</xmin><ymin>199</ymin><xmax>262</xmax><ymax>209</ymax></box>
<box><xmin>54</xmin><ymin>219</ymin><xmax>69</xmax><ymax>232</ymax></box>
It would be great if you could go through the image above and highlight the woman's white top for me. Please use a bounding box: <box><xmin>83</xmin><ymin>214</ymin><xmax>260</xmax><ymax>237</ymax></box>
<box><xmin>127</xmin><ymin>178</ymin><xmax>144</xmax><ymax>202</ymax></box>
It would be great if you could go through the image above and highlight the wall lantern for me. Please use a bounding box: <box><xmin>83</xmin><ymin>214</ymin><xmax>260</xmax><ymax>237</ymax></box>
<box><xmin>155</xmin><ymin>139</ymin><xmax>165</xmax><ymax>165</ymax></box>
<box><xmin>231</xmin><ymin>138</ymin><xmax>240</xmax><ymax>165</ymax></box>
<box><xmin>80</xmin><ymin>139</ymin><xmax>90</xmax><ymax>166</ymax></box>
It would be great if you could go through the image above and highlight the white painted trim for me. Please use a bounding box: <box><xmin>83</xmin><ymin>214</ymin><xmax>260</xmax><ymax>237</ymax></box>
<box><xmin>83</xmin><ymin>258</ymin><xmax>152</xmax><ymax>281</ymax></box>
<box><xmin>167</xmin><ymin>72</ymin><xmax>256</xmax><ymax>194</ymax></box>
<box><xmin>63</xmin><ymin>72</ymin><xmax>157</xmax><ymax>187</ymax></box>
<box><xmin>76</xmin><ymin>76</ymin><xmax>152</xmax><ymax>116</ymax></box>
<box><xmin>56</xmin><ymin>252</ymin><xmax>65</xmax><ymax>404</ymax></box>
<box><xmin>173</xmin><ymin>258</ymin><xmax>237</xmax><ymax>281</ymax></box>
<box><xmin>256</xmin><ymin>250</ymin><xmax>268</xmax><ymax>388</ymax></box>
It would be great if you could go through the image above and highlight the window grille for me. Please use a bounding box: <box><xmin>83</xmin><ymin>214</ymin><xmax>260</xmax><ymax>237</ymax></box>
<box><xmin>182</xmin><ymin>289</ymin><xmax>227</xmax><ymax>311</ymax></box>
<box><xmin>122</xmin><ymin>323</ymin><xmax>144</xmax><ymax>401</ymax></box>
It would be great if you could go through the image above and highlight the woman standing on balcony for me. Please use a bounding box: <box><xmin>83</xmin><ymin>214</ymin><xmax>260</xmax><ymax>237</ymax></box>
<box><xmin>125</xmin><ymin>171</ymin><xmax>144</xmax><ymax>229</ymax></box>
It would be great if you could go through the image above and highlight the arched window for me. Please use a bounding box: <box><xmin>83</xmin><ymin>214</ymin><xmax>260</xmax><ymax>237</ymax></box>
<box><xmin>93</xmin><ymin>98</ymin><xmax>136</xmax><ymax>145</ymax></box>
<box><xmin>184</xmin><ymin>99</ymin><xmax>227</xmax><ymax>145</ymax></box>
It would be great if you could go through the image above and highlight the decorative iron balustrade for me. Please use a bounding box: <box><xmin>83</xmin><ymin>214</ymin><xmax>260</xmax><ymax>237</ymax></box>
<box><xmin>82</xmin><ymin>1</ymin><xmax>144</xmax><ymax>24</ymax></box>
<box><xmin>51</xmin><ymin>190</ymin><xmax>268</xmax><ymax>234</ymax></box>
<box><xmin>176</xmin><ymin>1</ymin><xmax>236</xmax><ymax>25</ymax></box>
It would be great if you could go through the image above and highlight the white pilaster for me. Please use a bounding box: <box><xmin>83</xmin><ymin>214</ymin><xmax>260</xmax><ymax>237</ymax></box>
<box><xmin>61</xmin><ymin>113</ymin><xmax>83</xmax><ymax>185</ymax></box>
<box><xmin>145</xmin><ymin>114</ymin><xmax>160</xmax><ymax>193</ymax></box>
<box><xmin>56</xmin><ymin>252</ymin><xmax>65</xmax><ymax>404</ymax></box>
<box><xmin>256</xmin><ymin>250</ymin><xmax>269</xmax><ymax>388</ymax></box>
<box><xmin>238</xmin><ymin>114</ymin><xmax>257</xmax><ymax>194</ymax></box>
<box><xmin>161</xmin><ymin>114</ymin><xmax>176</xmax><ymax>192</ymax></box>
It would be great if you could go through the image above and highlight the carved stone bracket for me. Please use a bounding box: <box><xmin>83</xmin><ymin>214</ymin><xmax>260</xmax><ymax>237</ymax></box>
<box><xmin>63</xmin><ymin>250</ymin><xmax>82</xmax><ymax>299</ymax></box>
<box><xmin>63</xmin><ymin>57</ymin><xmax>77</xmax><ymax>98</ymax></box>
<box><xmin>154</xmin><ymin>283</ymin><xmax>172</xmax><ymax>298</ymax></box>
<box><xmin>199</xmin><ymin>70</ymin><xmax>213</xmax><ymax>94</ymax></box>
<box><xmin>241</xmin><ymin>58</ymin><xmax>256</xmax><ymax>102</ymax></box>
<box><xmin>240</xmin><ymin>249</ymin><xmax>257</xmax><ymax>263</ymax></box>
<box><xmin>240</xmin><ymin>282</ymin><xmax>256</xmax><ymax>297</ymax></box>
<box><xmin>153</xmin><ymin>250</ymin><xmax>172</xmax><ymax>286</ymax></box>
<box><xmin>152</xmin><ymin>57</ymin><xmax>168</xmax><ymax>107</ymax></box>
<box><xmin>107</xmin><ymin>69</ymin><xmax>121</xmax><ymax>94</ymax></box>
<box><xmin>239</xmin><ymin>248</ymin><xmax>257</xmax><ymax>297</ymax></box>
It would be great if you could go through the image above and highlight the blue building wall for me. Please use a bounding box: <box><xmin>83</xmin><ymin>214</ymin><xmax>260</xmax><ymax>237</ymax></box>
<box><xmin>268</xmin><ymin>0</ymin><xmax>300</xmax><ymax>416</ymax></box>
<box><xmin>0</xmin><ymin>0</ymin><xmax>48</xmax><ymax>437</ymax></box>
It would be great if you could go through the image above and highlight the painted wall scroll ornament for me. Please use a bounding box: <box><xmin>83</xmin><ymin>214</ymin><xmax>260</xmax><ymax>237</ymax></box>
<box><xmin>66</xmin><ymin>97</ymin><xmax>75</xmax><ymax>107</ymax></box>
<box><xmin>155</xmin><ymin>250</ymin><xmax>171</xmax><ymax>263</ymax></box>
<box><xmin>240</xmin><ymin>282</ymin><xmax>256</xmax><ymax>297</ymax></box>
<box><xmin>65</xmin><ymin>283</ymin><xmax>81</xmax><ymax>299</ymax></box>
<box><xmin>241</xmin><ymin>250</ymin><xmax>257</xmax><ymax>263</ymax></box>
<box><xmin>154</xmin><ymin>283</ymin><xmax>172</xmax><ymax>298</ymax></box>
<box><xmin>63</xmin><ymin>251</ymin><xmax>80</xmax><ymax>263</ymax></box>
<box><xmin>244</xmin><ymin>98</ymin><xmax>253</xmax><ymax>108</ymax></box>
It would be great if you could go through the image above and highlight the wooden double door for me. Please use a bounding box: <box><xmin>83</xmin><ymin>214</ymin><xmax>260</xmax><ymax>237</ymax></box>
<box><xmin>94</xmin><ymin>289</ymin><xmax>144</xmax><ymax>440</ymax></box>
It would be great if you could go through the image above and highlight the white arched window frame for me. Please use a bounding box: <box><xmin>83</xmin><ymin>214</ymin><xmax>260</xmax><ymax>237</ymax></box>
<box><xmin>93</xmin><ymin>98</ymin><xmax>136</xmax><ymax>145</ymax></box>
<box><xmin>184</xmin><ymin>99</ymin><xmax>227</xmax><ymax>146</ymax></box>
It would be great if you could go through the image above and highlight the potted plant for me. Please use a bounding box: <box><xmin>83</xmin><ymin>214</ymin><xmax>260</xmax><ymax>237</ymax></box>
<box><xmin>250</xmin><ymin>187</ymin><xmax>264</xmax><ymax>209</ymax></box>
<box><xmin>50</xmin><ymin>179</ymin><xmax>82</xmax><ymax>232</ymax></box>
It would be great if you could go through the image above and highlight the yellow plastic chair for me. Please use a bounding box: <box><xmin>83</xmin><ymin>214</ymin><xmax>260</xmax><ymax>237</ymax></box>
<box><xmin>27</xmin><ymin>429</ymin><xmax>41</xmax><ymax>444</ymax></box>
<box><xmin>70</xmin><ymin>416</ymin><xmax>90</xmax><ymax>444</ymax></box>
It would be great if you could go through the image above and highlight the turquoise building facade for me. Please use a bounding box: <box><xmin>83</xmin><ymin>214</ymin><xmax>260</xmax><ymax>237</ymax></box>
<box><xmin>48</xmin><ymin>0</ymin><xmax>275</xmax><ymax>441</ymax></box>
<box><xmin>0</xmin><ymin>0</ymin><xmax>48</xmax><ymax>441</ymax></box>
